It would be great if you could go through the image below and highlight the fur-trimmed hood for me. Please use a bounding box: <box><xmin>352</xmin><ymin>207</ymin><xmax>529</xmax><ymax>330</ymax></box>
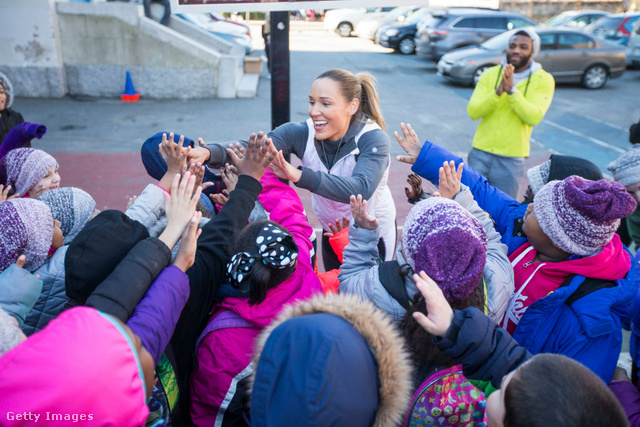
<box><xmin>249</xmin><ymin>293</ymin><xmax>414</xmax><ymax>427</ymax></box>
<box><xmin>0</xmin><ymin>71</ymin><xmax>14</xmax><ymax>110</ymax></box>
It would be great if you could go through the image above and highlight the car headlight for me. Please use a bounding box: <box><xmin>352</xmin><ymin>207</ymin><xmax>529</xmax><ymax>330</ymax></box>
<box><xmin>385</xmin><ymin>29</ymin><xmax>399</xmax><ymax>37</ymax></box>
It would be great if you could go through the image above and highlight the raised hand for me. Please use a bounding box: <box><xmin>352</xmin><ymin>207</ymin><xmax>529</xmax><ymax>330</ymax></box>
<box><xmin>210</xmin><ymin>193</ymin><xmax>229</xmax><ymax>207</ymax></box>
<box><xmin>160</xmin><ymin>133</ymin><xmax>189</xmax><ymax>174</ymax></box>
<box><xmin>228</xmin><ymin>132</ymin><xmax>273</xmax><ymax>181</ymax></box>
<box><xmin>411</xmin><ymin>271</ymin><xmax>454</xmax><ymax>337</ymax></box>
<box><xmin>436</xmin><ymin>160</ymin><xmax>464</xmax><ymax>199</ymax></box>
<box><xmin>349</xmin><ymin>194</ymin><xmax>379</xmax><ymax>230</ymax></box>
<box><xmin>0</xmin><ymin>184</ymin><xmax>19</xmax><ymax>203</ymax></box>
<box><xmin>158</xmin><ymin>172</ymin><xmax>202</xmax><ymax>250</ymax></box>
<box><xmin>394</xmin><ymin>122</ymin><xmax>423</xmax><ymax>165</ymax></box>
<box><xmin>324</xmin><ymin>216</ymin><xmax>350</xmax><ymax>237</ymax></box>
<box><xmin>268</xmin><ymin>149</ymin><xmax>302</xmax><ymax>183</ymax></box>
<box><xmin>172</xmin><ymin>211</ymin><xmax>203</xmax><ymax>273</ymax></box>
<box><xmin>220</xmin><ymin>163</ymin><xmax>239</xmax><ymax>193</ymax></box>
<box><xmin>184</xmin><ymin>161</ymin><xmax>214</xmax><ymax>193</ymax></box>
<box><xmin>404</xmin><ymin>173</ymin><xmax>424</xmax><ymax>201</ymax></box>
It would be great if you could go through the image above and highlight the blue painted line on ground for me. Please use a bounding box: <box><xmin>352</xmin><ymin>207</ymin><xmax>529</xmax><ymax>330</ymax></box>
<box><xmin>532</xmin><ymin>121</ymin><xmax>621</xmax><ymax>172</ymax></box>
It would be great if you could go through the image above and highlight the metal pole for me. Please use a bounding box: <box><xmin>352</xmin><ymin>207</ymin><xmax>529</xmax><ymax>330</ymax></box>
<box><xmin>270</xmin><ymin>10</ymin><xmax>290</xmax><ymax>131</ymax></box>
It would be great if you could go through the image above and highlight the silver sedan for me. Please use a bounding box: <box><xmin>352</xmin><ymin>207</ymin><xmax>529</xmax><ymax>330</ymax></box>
<box><xmin>437</xmin><ymin>27</ymin><xmax>626</xmax><ymax>89</ymax></box>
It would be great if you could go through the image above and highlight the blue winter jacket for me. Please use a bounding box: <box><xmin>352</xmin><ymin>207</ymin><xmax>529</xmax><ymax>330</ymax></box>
<box><xmin>412</xmin><ymin>140</ymin><xmax>639</xmax><ymax>383</ymax></box>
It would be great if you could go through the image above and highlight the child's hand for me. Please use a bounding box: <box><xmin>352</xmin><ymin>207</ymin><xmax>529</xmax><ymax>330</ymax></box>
<box><xmin>412</xmin><ymin>271</ymin><xmax>454</xmax><ymax>337</ymax></box>
<box><xmin>349</xmin><ymin>194</ymin><xmax>379</xmax><ymax>230</ymax></box>
<box><xmin>220</xmin><ymin>163</ymin><xmax>238</xmax><ymax>193</ymax></box>
<box><xmin>436</xmin><ymin>160</ymin><xmax>464</xmax><ymax>199</ymax></box>
<box><xmin>160</xmin><ymin>133</ymin><xmax>189</xmax><ymax>174</ymax></box>
<box><xmin>404</xmin><ymin>173</ymin><xmax>424</xmax><ymax>201</ymax></box>
<box><xmin>394</xmin><ymin>122</ymin><xmax>423</xmax><ymax>165</ymax></box>
<box><xmin>15</xmin><ymin>255</ymin><xmax>26</xmax><ymax>269</ymax></box>
<box><xmin>184</xmin><ymin>161</ymin><xmax>214</xmax><ymax>193</ymax></box>
<box><xmin>158</xmin><ymin>172</ymin><xmax>202</xmax><ymax>250</ymax></box>
<box><xmin>227</xmin><ymin>132</ymin><xmax>273</xmax><ymax>181</ymax></box>
<box><xmin>0</xmin><ymin>184</ymin><xmax>19</xmax><ymax>203</ymax></box>
<box><xmin>186</xmin><ymin>137</ymin><xmax>211</xmax><ymax>165</ymax></box>
<box><xmin>210</xmin><ymin>193</ymin><xmax>229</xmax><ymax>207</ymax></box>
<box><xmin>324</xmin><ymin>216</ymin><xmax>350</xmax><ymax>237</ymax></box>
<box><xmin>172</xmin><ymin>211</ymin><xmax>203</xmax><ymax>273</ymax></box>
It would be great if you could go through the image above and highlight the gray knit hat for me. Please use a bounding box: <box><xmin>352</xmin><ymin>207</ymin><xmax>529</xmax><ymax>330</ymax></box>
<box><xmin>607</xmin><ymin>145</ymin><xmax>640</xmax><ymax>187</ymax></box>
<box><xmin>510</xmin><ymin>28</ymin><xmax>541</xmax><ymax>55</ymax></box>
<box><xmin>533</xmin><ymin>176</ymin><xmax>637</xmax><ymax>256</ymax></box>
<box><xmin>38</xmin><ymin>187</ymin><xmax>96</xmax><ymax>245</ymax></box>
<box><xmin>526</xmin><ymin>159</ymin><xmax>552</xmax><ymax>195</ymax></box>
<box><xmin>0</xmin><ymin>71</ymin><xmax>14</xmax><ymax>110</ymax></box>
<box><xmin>0</xmin><ymin>307</ymin><xmax>24</xmax><ymax>357</ymax></box>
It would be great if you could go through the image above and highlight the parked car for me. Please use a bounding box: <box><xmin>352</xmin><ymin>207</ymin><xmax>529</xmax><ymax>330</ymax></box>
<box><xmin>415</xmin><ymin>8</ymin><xmax>537</xmax><ymax>61</ymax></box>
<box><xmin>208</xmin><ymin>13</ymin><xmax>251</xmax><ymax>37</ymax></box>
<box><xmin>355</xmin><ymin>6</ymin><xmax>418</xmax><ymax>41</ymax></box>
<box><xmin>437</xmin><ymin>27</ymin><xmax>626</xmax><ymax>89</ymax></box>
<box><xmin>176</xmin><ymin>13</ymin><xmax>252</xmax><ymax>54</ymax></box>
<box><xmin>544</xmin><ymin>10</ymin><xmax>610</xmax><ymax>28</ymax></box>
<box><xmin>627</xmin><ymin>20</ymin><xmax>640</xmax><ymax>68</ymax></box>
<box><xmin>375</xmin><ymin>8</ymin><xmax>435</xmax><ymax>55</ymax></box>
<box><xmin>324</xmin><ymin>7</ymin><xmax>394</xmax><ymax>37</ymax></box>
<box><xmin>584</xmin><ymin>12</ymin><xmax>640</xmax><ymax>46</ymax></box>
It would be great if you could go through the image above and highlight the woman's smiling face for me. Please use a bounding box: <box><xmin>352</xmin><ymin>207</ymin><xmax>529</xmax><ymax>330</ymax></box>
<box><xmin>308</xmin><ymin>78</ymin><xmax>358</xmax><ymax>142</ymax></box>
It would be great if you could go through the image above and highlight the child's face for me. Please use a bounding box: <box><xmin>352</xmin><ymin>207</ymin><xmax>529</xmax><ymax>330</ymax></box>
<box><xmin>522</xmin><ymin>203</ymin><xmax>567</xmax><ymax>259</ymax></box>
<box><xmin>28</xmin><ymin>166</ymin><xmax>60</xmax><ymax>198</ymax></box>
<box><xmin>486</xmin><ymin>369</ymin><xmax>517</xmax><ymax>427</ymax></box>
<box><xmin>0</xmin><ymin>84</ymin><xmax>6</xmax><ymax>111</ymax></box>
<box><xmin>625</xmin><ymin>181</ymin><xmax>640</xmax><ymax>204</ymax></box>
<box><xmin>52</xmin><ymin>220</ymin><xmax>64</xmax><ymax>249</ymax></box>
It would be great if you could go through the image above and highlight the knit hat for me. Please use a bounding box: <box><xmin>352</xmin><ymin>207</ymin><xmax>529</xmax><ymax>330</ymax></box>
<box><xmin>0</xmin><ymin>71</ymin><xmax>14</xmax><ymax>110</ymax></box>
<box><xmin>38</xmin><ymin>187</ymin><xmax>96</xmax><ymax>245</ymax></box>
<box><xmin>65</xmin><ymin>210</ymin><xmax>149</xmax><ymax>303</ymax></box>
<box><xmin>0</xmin><ymin>307</ymin><xmax>24</xmax><ymax>357</ymax></box>
<box><xmin>607</xmin><ymin>145</ymin><xmax>640</xmax><ymax>187</ymax></box>
<box><xmin>401</xmin><ymin>198</ymin><xmax>488</xmax><ymax>302</ymax></box>
<box><xmin>533</xmin><ymin>176</ymin><xmax>637</xmax><ymax>256</ymax></box>
<box><xmin>0</xmin><ymin>148</ymin><xmax>58</xmax><ymax>197</ymax></box>
<box><xmin>527</xmin><ymin>155</ymin><xmax>603</xmax><ymax>195</ymax></box>
<box><xmin>0</xmin><ymin>198</ymin><xmax>54</xmax><ymax>273</ymax></box>
<box><xmin>0</xmin><ymin>122</ymin><xmax>47</xmax><ymax>159</ymax></box>
<box><xmin>0</xmin><ymin>264</ymin><xmax>43</xmax><ymax>327</ymax></box>
<box><xmin>510</xmin><ymin>28</ymin><xmax>541</xmax><ymax>55</ymax></box>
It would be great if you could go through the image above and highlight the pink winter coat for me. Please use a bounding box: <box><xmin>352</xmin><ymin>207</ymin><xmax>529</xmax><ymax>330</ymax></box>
<box><xmin>189</xmin><ymin>170</ymin><xmax>322</xmax><ymax>426</ymax></box>
<box><xmin>0</xmin><ymin>307</ymin><xmax>149</xmax><ymax>426</ymax></box>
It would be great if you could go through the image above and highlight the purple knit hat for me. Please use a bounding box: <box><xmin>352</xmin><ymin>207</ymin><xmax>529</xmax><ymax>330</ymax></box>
<box><xmin>533</xmin><ymin>175</ymin><xmax>637</xmax><ymax>256</ymax></box>
<box><xmin>402</xmin><ymin>197</ymin><xmax>488</xmax><ymax>302</ymax></box>
<box><xmin>0</xmin><ymin>148</ymin><xmax>58</xmax><ymax>197</ymax></box>
<box><xmin>0</xmin><ymin>199</ymin><xmax>54</xmax><ymax>273</ymax></box>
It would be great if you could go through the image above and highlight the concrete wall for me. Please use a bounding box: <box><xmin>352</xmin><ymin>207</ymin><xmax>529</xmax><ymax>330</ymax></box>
<box><xmin>0</xmin><ymin>0</ymin><xmax>245</xmax><ymax>99</ymax></box>
<box><xmin>57</xmin><ymin>2</ymin><xmax>241</xmax><ymax>98</ymax></box>
<box><xmin>0</xmin><ymin>0</ymin><xmax>67</xmax><ymax>97</ymax></box>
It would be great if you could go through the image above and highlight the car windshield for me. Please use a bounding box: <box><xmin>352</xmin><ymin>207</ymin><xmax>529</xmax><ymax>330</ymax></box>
<box><xmin>480</xmin><ymin>30</ymin><xmax>517</xmax><ymax>50</ymax></box>
<box><xmin>545</xmin><ymin>13</ymin><xmax>571</xmax><ymax>26</ymax></box>
<box><xmin>592</xmin><ymin>17</ymin><xmax>623</xmax><ymax>30</ymax></box>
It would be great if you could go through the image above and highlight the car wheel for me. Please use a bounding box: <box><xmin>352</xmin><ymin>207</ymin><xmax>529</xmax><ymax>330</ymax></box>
<box><xmin>337</xmin><ymin>22</ymin><xmax>353</xmax><ymax>37</ymax></box>
<box><xmin>582</xmin><ymin>64</ymin><xmax>608</xmax><ymax>89</ymax></box>
<box><xmin>473</xmin><ymin>66</ymin><xmax>491</xmax><ymax>87</ymax></box>
<box><xmin>398</xmin><ymin>37</ymin><xmax>415</xmax><ymax>55</ymax></box>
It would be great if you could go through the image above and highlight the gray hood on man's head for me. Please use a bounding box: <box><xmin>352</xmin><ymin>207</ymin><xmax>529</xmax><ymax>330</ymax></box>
<box><xmin>0</xmin><ymin>71</ymin><xmax>14</xmax><ymax>110</ymax></box>
<box><xmin>509</xmin><ymin>28</ymin><xmax>540</xmax><ymax>56</ymax></box>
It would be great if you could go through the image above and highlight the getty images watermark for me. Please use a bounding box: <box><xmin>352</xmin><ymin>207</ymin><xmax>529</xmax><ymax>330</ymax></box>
<box><xmin>6</xmin><ymin>412</ymin><xmax>95</xmax><ymax>422</ymax></box>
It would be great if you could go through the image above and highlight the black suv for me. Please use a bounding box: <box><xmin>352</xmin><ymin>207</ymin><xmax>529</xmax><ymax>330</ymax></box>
<box><xmin>375</xmin><ymin>8</ymin><xmax>434</xmax><ymax>55</ymax></box>
<box><xmin>415</xmin><ymin>8</ymin><xmax>537</xmax><ymax>61</ymax></box>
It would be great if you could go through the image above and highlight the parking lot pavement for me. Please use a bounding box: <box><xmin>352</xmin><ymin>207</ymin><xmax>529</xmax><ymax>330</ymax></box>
<box><xmin>14</xmin><ymin>26</ymin><xmax>640</xmax><ymax>248</ymax></box>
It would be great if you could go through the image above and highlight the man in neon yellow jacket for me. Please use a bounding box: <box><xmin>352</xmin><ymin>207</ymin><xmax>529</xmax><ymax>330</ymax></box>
<box><xmin>467</xmin><ymin>28</ymin><xmax>555</xmax><ymax>199</ymax></box>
